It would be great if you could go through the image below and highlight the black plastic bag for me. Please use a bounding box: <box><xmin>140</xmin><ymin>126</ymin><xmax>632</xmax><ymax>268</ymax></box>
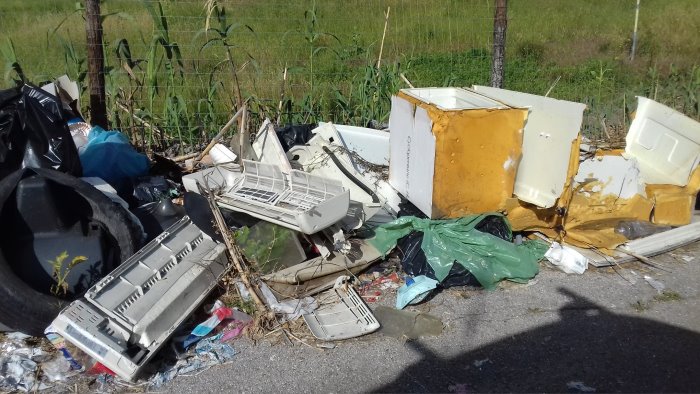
<box><xmin>396</xmin><ymin>215</ymin><xmax>512</xmax><ymax>288</ymax></box>
<box><xmin>0</xmin><ymin>84</ymin><xmax>82</xmax><ymax>180</ymax></box>
<box><xmin>397</xmin><ymin>231</ymin><xmax>481</xmax><ymax>288</ymax></box>
<box><xmin>274</xmin><ymin>124</ymin><xmax>316</xmax><ymax>152</ymax></box>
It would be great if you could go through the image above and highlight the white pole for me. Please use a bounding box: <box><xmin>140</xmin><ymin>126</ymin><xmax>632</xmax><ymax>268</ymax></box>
<box><xmin>630</xmin><ymin>0</ymin><xmax>641</xmax><ymax>61</ymax></box>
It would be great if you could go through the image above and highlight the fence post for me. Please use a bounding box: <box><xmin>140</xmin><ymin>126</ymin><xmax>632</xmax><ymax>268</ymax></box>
<box><xmin>85</xmin><ymin>0</ymin><xmax>108</xmax><ymax>129</ymax></box>
<box><xmin>491</xmin><ymin>0</ymin><xmax>507</xmax><ymax>88</ymax></box>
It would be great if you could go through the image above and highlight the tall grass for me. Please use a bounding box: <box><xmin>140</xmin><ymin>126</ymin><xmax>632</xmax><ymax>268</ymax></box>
<box><xmin>0</xmin><ymin>0</ymin><xmax>698</xmax><ymax>147</ymax></box>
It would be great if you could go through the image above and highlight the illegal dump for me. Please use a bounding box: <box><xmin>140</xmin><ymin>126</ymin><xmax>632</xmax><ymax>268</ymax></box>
<box><xmin>1</xmin><ymin>78</ymin><xmax>700</xmax><ymax>391</ymax></box>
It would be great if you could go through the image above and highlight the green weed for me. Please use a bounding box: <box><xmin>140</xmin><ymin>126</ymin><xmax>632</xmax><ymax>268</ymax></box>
<box><xmin>653</xmin><ymin>291</ymin><xmax>682</xmax><ymax>303</ymax></box>
<box><xmin>48</xmin><ymin>251</ymin><xmax>88</xmax><ymax>297</ymax></box>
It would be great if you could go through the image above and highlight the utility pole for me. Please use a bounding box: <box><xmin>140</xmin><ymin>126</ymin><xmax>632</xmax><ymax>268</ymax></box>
<box><xmin>85</xmin><ymin>0</ymin><xmax>108</xmax><ymax>129</ymax></box>
<box><xmin>491</xmin><ymin>0</ymin><xmax>507</xmax><ymax>88</ymax></box>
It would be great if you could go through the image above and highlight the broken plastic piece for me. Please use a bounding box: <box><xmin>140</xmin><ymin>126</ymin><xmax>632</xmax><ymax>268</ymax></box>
<box><xmin>303</xmin><ymin>276</ymin><xmax>379</xmax><ymax>341</ymax></box>
<box><xmin>330</xmin><ymin>123</ymin><xmax>390</xmax><ymax>166</ymax></box>
<box><xmin>626</xmin><ymin>96</ymin><xmax>700</xmax><ymax>186</ymax></box>
<box><xmin>209</xmin><ymin>143</ymin><xmax>238</xmax><ymax>165</ymax></box>
<box><xmin>216</xmin><ymin>160</ymin><xmax>350</xmax><ymax>234</ymax></box>
<box><xmin>472</xmin><ymin>86</ymin><xmax>585</xmax><ymax>208</ymax></box>
<box><xmin>48</xmin><ymin>216</ymin><xmax>229</xmax><ymax>381</ymax></box>
<box><xmin>252</xmin><ymin>119</ymin><xmax>292</xmax><ymax>171</ymax></box>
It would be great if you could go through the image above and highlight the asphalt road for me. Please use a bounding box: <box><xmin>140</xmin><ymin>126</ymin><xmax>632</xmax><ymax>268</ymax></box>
<box><xmin>162</xmin><ymin>242</ymin><xmax>700</xmax><ymax>393</ymax></box>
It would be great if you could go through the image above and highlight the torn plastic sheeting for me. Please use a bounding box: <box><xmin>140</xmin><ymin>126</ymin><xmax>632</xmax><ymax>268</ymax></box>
<box><xmin>369</xmin><ymin>214</ymin><xmax>547</xmax><ymax>290</ymax></box>
<box><xmin>0</xmin><ymin>333</ymin><xmax>54</xmax><ymax>392</ymax></box>
<box><xmin>182</xmin><ymin>300</ymin><xmax>253</xmax><ymax>348</ymax></box>
<box><xmin>79</xmin><ymin>126</ymin><xmax>149</xmax><ymax>194</ymax></box>
<box><xmin>0</xmin><ymin>84</ymin><xmax>82</xmax><ymax>180</ymax></box>
<box><xmin>149</xmin><ymin>337</ymin><xmax>237</xmax><ymax>390</ymax></box>
<box><xmin>259</xmin><ymin>281</ymin><xmax>318</xmax><ymax>322</ymax></box>
<box><xmin>398</xmin><ymin>231</ymin><xmax>481</xmax><ymax>288</ymax></box>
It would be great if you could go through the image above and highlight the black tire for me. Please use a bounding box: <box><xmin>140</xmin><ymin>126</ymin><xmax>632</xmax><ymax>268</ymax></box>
<box><xmin>0</xmin><ymin>168</ymin><xmax>141</xmax><ymax>335</ymax></box>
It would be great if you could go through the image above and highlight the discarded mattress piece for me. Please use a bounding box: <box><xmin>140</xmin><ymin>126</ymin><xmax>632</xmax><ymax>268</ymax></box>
<box><xmin>625</xmin><ymin>96</ymin><xmax>700</xmax><ymax>186</ymax></box>
<box><xmin>183</xmin><ymin>160</ymin><xmax>350</xmax><ymax>234</ymax></box>
<box><xmin>370</xmin><ymin>214</ymin><xmax>547</xmax><ymax>290</ymax></box>
<box><xmin>389</xmin><ymin>87</ymin><xmax>528</xmax><ymax>218</ymax></box>
<box><xmin>303</xmin><ymin>276</ymin><xmax>379</xmax><ymax>341</ymax></box>
<box><xmin>472</xmin><ymin>85</ymin><xmax>585</xmax><ymax>208</ymax></box>
<box><xmin>47</xmin><ymin>216</ymin><xmax>229</xmax><ymax>381</ymax></box>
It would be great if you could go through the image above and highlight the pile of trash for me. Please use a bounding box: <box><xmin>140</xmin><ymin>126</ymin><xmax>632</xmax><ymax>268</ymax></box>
<box><xmin>1</xmin><ymin>77</ymin><xmax>699</xmax><ymax>389</ymax></box>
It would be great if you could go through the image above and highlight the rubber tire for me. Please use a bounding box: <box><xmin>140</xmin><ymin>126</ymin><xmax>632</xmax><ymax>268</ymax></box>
<box><xmin>0</xmin><ymin>168</ymin><xmax>141</xmax><ymax>335</ymax></box>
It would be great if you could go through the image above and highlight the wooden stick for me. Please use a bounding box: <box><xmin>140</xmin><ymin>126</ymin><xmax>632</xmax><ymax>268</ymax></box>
<box><xmin>544</xmin><ymin>75</ymin><xmax>561</xmax><ymax>97</ymax></box>
<box><xmin>400</xmin><ymin>73</ymin><xmax>414</xmax><ymax>88</ymax></box>
<box><xmin>615</xmin><ymin>247</ymin><xmax>672</xmax><ymax>273</ymax></box>
<box><xmin>201</xmin><ymin>182</ymin><xmax>267</xmax><ymax>311</ymax></box>
<box><xmin>376</xmin><ymin>6</ymin><xmax>391</xmax><ymax>69</ymax></box>
<box><xmin>116</xmin><ymin>101</ymin><xmax>166</xmax><ymax>140</ymax></box>
<box><xmin>276</xmin><ymin>66</ymin><xmax>288</xmax><ymax>126</ymax></box>
<box><xmin>238</xmin><ymin>104</ymin><xmax>248</xmax><ymax>160</ymax></box>
<box><xmin>195</xmin><ymin>107</ymin><xmax>244</xmax><ymax>162</ymax></box>
<box><xmin>170</xmin><ymin>152</ymin><xmax>199</xmax><ymax>162</ymax></box>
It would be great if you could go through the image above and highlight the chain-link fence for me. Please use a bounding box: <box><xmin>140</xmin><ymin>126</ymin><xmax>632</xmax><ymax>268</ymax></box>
<box><xmin>2</xmin><ymin>0</ymin><xmax>698</xmax><ymax>151</ymax></box>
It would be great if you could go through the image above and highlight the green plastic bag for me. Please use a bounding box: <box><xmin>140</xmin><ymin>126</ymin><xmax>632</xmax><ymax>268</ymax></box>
<box><xmin>369</xmin><ymin>214</ymin><xmax>548</xmax><ymax>290</ymax></box>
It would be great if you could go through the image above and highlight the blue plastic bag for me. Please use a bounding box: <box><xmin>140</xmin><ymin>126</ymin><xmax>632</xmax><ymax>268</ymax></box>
<box><xmin>79</xmin><ymin>126</ymin><xmax>149</xmax><ymax>194</ymax></box>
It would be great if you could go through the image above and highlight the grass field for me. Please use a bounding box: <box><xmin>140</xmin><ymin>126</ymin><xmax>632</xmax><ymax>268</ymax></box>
<box><xmin>1</xmin><ymin>0</ymin><xmax>698</xmax><ymax>147</ymax></box>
